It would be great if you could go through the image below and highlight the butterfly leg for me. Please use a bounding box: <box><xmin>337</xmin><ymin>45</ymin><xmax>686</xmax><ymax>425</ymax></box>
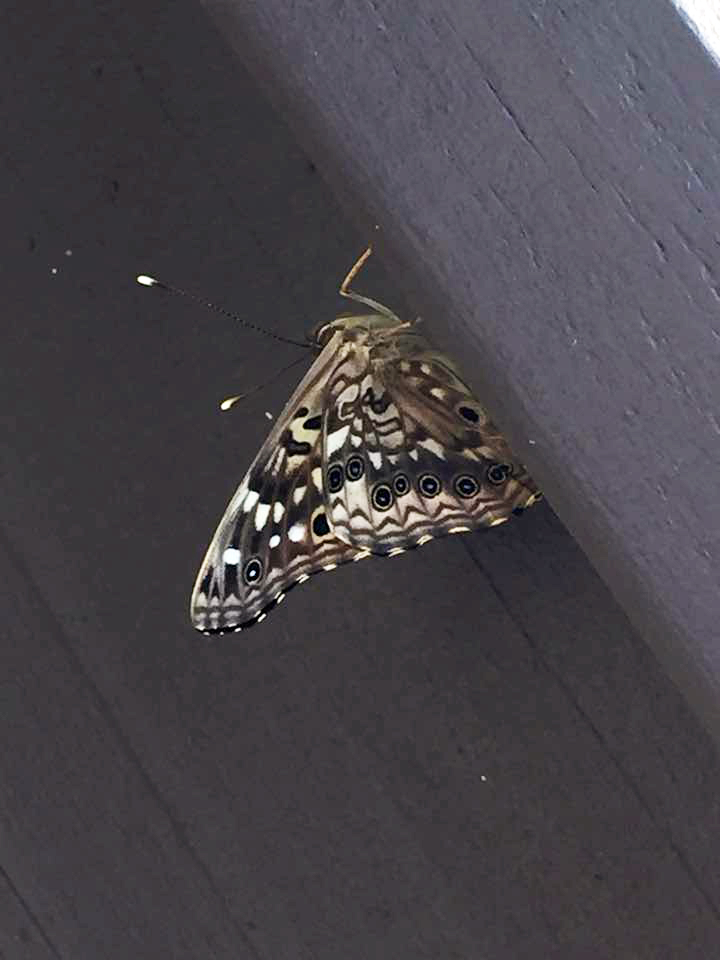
<box><xmin>339</xmin><ymin>245</ymin><xmax>401</xmax><ymax>321</ymax></box>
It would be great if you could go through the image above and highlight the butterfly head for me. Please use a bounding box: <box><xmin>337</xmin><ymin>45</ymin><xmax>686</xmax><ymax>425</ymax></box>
<box><xmin>311</xmin><ymin>311</ymin><xmax>409</xmax><ymax>348</ymax></box>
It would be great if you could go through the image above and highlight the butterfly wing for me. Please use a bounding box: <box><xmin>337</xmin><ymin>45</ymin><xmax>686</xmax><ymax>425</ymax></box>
<box><xmin>323</xmin><ymin>329</ymin><xmax>540</xmax><ymax>553</ymax></box>
<box><xmin>190</xmin><ymin>332</ymin><xmax>362</xmax><ymax>634</ymax></box>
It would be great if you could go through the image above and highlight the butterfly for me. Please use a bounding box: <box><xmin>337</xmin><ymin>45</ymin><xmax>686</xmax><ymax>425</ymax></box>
<box><xmin>190</xmin><ymin>247</ymin><xmax>541</xmax><ymax>634</ymax></box>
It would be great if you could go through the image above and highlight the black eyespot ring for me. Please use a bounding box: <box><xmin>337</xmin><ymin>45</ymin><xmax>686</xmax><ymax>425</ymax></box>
<box><xmin>418</xmin><ymin>473</ymin><xmax>441</xmax><ymax>498</ymax></box>
<box><xmin>458</xmin><ymin>405</ymin><xmax>480</xmax><ymax>423</ymax></box>
<box><xmin>327</xmin><ymin>464</ymin><xmax>344</xmax><ymax>493</ymax></box>
<box><xmin>454</xmin><ymin>474</ymin><xmax>479</xmax><ymax>498</ymax></box>
<box><xmin>346</xmin><ymin>455</ymin><xmax>365</xmax><ymax>482</ymax></box>
<box><xmin>487</xmin><ymin>462</ymin><xmax>513</xmax><ymax>486</ymax></box>
<box><xmin>312</xmin><ymin>512</ymin><xmax>331</xmax><ymax>536</ymax></box>
<box><xmin>392</xmin><ymin>473</ymin><xmax>410</xmax><ymax>496</ymax></box>
<box><xmin>243</xmin><ymin>557</ymin><xmax>264</xmax><ymax>585</ymax></box>
<box><xmin>371</xmin><ymin>483</ymin><xmax>394</xmax><ymax>511</ymax></box>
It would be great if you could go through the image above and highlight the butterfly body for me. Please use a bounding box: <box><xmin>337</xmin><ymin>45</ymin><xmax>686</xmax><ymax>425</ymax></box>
<box><xmin>190</xmin><ymin>268</ymin><xmax>540</xmax><ymax>635</ymax></box>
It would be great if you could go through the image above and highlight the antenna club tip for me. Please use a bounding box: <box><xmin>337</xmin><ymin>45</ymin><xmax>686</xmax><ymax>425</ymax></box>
<box><xmin>136</xmin><ymin>275</ymin><xmax>157</xmax><ymax>286</ymax></box>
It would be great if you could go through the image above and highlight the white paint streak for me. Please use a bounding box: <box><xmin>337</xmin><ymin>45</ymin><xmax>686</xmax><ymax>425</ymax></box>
<box><xmin>672</xmin><ymin>1</ymin><xmax>720</xmax><ymax>67</ymax></box>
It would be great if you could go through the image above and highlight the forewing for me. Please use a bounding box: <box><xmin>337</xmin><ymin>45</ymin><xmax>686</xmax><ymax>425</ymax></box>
<box><xmin>190</xmin><ymin>333</ymin><xmax>361</xmax><ymax>634</ymax></box>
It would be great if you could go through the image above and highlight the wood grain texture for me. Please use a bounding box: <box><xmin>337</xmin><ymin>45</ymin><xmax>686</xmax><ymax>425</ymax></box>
<box><xmin>2</xmin><ymin>0</ymin><xmax>720</xmax><ymax>955</ymax></box>
<box><xmin>202</xmin><ymin>0</ymin><xmax>720</xmax><ymax>743</ymax></box>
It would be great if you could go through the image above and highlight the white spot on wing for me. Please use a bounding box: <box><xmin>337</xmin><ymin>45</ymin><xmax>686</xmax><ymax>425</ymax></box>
<box><xmin>223</xmin><ymin>548</ymin><xmax>241</xmax><ymax>565</ymax></box>
<box><xmin>332</xmin><ymin>501</ymin><xmax>348</xmax><ymax>522</ymax></box>
<box><xmin>254</xmin><ymin>503</ymin><xmax>270</xmax><ymax>530</ymax></box>
<box><xmin>311</xmin><ymin>467</ymin><xmax>323</xmax><ymax>489</ymax></box>
<box><xmin>326</xmin><ymin>424</ymin><xmax>350</xmax><ymax>456</ymax></box>
<box><xmin>288</xmin><ymin>523</ymin><xmax>305</xmax><ymax>542</ymax></box>
<box><xmin>273</xmin><ymin>502</ymin><xmax>284</xmax><ymax>522</ymax></box>
<box><xmin>269</xmin><ymin>534</ymin><xmax>281</xmax><ymax>548</ymax></box>
<box><xmin>339</xmin><ymin>383</ymin><xmax>360</xmax><ymax>404</ymax></box>
<box><xmin>368</xmin><ymin>450</ymin><xmax>382</xmax><ymax>470</ymax></box>
<box><xmin>242</xmin><ymin>490</ymin><xmax>259</xmax><ymax>513</ymax></box>
<box><xmin>293</xmin><ymin>486</ymin><xmax>306</xmax><ymax>504</ymax></box>
<box><xmin>229</xmin><ymin>482</ymin><xmax>248</xmax><ymax>511</ymax></box>
<box><xmin>418</xmin><ymin>438</ymin><xmax>447</xmax><ymax>460</ymax></box>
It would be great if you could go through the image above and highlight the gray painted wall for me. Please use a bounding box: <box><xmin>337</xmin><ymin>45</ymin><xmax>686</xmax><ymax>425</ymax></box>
<box><xmin>2</xmin><ymin>0</ymin><xmax>719</xmax><ymax>955</ymax></box>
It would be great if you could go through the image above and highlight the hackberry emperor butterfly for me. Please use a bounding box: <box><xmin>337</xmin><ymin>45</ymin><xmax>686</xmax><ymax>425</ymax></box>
<box><xmin>190</xmin><ymin>248</ymin><xmax>541</xmax><ymax>634</ymax></box>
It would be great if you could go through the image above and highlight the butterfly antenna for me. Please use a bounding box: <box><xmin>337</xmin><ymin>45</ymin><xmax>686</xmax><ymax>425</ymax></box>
<box><xmin>136</xmin><ymin>274</ymin><xmax>311</xmax><ymax>349</ymax></box>
<box><xmin>219</xmin><ymin>354</ymin><xmax>308</xmax><ymax>411</ymax></box>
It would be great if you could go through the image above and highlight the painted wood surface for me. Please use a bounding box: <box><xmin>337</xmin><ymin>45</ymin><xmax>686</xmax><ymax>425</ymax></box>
<box><xmin>2</xmin><ymin>0</ymin><xmax>720</xmax><ymax>955</ymax></box>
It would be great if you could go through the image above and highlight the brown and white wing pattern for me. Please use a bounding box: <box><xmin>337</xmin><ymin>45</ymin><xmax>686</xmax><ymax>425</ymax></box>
<box><xmin>190</xmin><ymin>332</ymin><xmax>365</xmax><ymax>634</ymax></box>
<box><xmin>322</xmin><ymin>329</ymin><xmax>541</xmax><ymax>554</ymax></box>
<box><xmin>190</xmin><ymin>313</ymin><xmax>541</xmax><ymax>634</ymax></box>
